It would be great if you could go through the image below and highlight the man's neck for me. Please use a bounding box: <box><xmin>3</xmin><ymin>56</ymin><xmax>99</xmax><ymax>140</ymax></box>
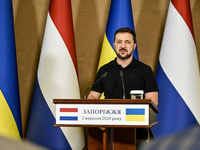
<box><xmin>116</xmin><ymin>56</ymin><xmax>133</xmax><ymax>68</ymax></box>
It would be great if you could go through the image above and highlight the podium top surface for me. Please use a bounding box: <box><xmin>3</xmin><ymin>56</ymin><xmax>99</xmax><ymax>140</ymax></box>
<box><xmin>53</xmin><ymin>99</ymin><xmax>159</xmax><ymax>113</ymax></box>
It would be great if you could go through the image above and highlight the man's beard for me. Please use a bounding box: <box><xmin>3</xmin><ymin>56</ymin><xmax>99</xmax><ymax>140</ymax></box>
<box><xmin>116</xmin><ymin>48</ymin><xmax>133</xmax><ymax>60</ymax></box>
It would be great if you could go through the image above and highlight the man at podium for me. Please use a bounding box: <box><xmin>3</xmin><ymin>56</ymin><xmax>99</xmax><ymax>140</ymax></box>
<box><xmin>87</xmin><ymin>27</ymin><xmax>159</xmax><ymax>146</ymax></box>
<box><xmin>87</xmin><ymin>27</ymin><xmax>158</xmax><ymax>105</ymax></box>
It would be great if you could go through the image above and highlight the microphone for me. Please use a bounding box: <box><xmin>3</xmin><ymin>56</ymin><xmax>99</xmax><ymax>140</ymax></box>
<box><xmin>120</xmin><ymin>70</ymin><xmax>125</xmax><ymax>99</ymax></box>
<box><xmin>84</xmin><ymin>71</ymin><xmax>108</xmax><ymax>99</ymax></box>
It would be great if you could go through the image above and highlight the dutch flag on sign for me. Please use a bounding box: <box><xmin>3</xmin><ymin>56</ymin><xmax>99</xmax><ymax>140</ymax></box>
<box><xmin>60</xmin><ymin>108</ymin><xmax>78</xmax><ymax>121</ymax></box>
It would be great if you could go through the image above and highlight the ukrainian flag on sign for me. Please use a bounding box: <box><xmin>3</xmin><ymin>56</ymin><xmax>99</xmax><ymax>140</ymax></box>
<box><xmin>126</xmin><ymin>108</ymin><xmax>145</xmax><ymax>121</ymax></box>
<box><xmin>97</xmin><ymin>0</ymin><xmax>138</xmax><ymax>70</ymax></box>
<box><xmin>0</xmin><ymin>0</ymin><xmax>22</xmax><ymax>140</ymax></box>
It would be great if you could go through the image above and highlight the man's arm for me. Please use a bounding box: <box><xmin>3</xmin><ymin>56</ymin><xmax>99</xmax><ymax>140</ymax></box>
<box><xmin>145</xmin><ymin>91</ymin><xmax>158</xmax><ymax>106</ymax></box>
<box><xmin>87</xmin><ymin>90</ymin><xmax>102</xmax><ymax>99</ymax></box>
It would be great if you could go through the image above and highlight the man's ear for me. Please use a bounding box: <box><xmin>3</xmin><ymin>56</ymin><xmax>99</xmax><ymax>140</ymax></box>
<box><xmin>134</xmin><ymin>43</ymin><xmax>137</xmax><ymax>50</ymax></box>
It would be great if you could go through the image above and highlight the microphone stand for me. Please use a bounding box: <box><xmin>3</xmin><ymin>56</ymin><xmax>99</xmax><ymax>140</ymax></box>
<box><xmin>84</xmin><ymin>72</ymin><xmax>108</xmax><ymax>99</ymax></box>
<box><xmin>120</xmin><ymin>71</ymin><xmax>126</xmax><ymax>99</ymax></box>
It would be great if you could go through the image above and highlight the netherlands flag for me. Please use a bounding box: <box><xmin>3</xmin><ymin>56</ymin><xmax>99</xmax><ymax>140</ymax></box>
<box><xmin>151</xmin><ymin>0</ymin><xmax>200</xmax><ymax>139</ymax></box>
<box><xmin>60</xmin><ymin>108</ymin><xmax>78</xmax><ymax>121</ymax></box>
<box><xmin>26</xmin><ymin>0</ymin><xmax>85</xmax><ymax>149</ymax></box>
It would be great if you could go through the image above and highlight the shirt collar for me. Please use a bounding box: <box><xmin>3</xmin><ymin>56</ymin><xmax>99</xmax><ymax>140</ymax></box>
<box><xmin>111</xmin><ymin>57</ymin><xmax>138</xmax><ymax>68</ymax></box>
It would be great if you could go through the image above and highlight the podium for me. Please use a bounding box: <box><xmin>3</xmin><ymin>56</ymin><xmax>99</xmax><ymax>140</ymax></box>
<box><xmin>53</xmin><ymin>99</ymin><xmax>159</xmax><ymax>150</ymax></box>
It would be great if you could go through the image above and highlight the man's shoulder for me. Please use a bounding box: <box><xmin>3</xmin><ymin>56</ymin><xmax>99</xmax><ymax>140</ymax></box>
<box><xmin>134</xmin><ymin>59</ymin><xmax>151</xmax><ymax>69</ymax></box>
<box><xmin>99</xmin><ymin>59</ymin><xmax>116</xmax><ymax>69</ymax></box>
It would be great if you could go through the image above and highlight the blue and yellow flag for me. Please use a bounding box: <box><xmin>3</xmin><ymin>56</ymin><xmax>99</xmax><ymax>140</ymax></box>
<box><xmin>97</xmin><ymin>0</ymin><xmax>138</xmax><ymax>70</ymax></box>
<box><xmin>126</xmin><ymin>108</ymin><xmax>145</xmax><ymax>122</ymax></box>
<box><xmin>0</xmin><ymin>0</ymin><xmax>22</xmax><ymax>140</ymax></box>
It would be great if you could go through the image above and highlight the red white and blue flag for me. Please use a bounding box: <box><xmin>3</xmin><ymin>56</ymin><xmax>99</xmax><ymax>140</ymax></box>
<box><xmin>152</xmin><ymin>0</ymin><xmax>200</xmax><ymax>139</ymax></box>
<box><xmin>60</xmin><ymin>108</ymin><xmax>78</xmax><ymax>121</ymax></box>
<box><xmin>26</xmin><ymin>0</ymin><xmax>85</xmax><ymax>149</ymax></box>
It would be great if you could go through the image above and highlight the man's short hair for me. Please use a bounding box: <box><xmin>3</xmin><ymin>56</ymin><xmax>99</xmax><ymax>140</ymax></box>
<box><xmin>114</xmin><ymin>27</ymin><xmax>136</xmax><ymax>43</ymax></box>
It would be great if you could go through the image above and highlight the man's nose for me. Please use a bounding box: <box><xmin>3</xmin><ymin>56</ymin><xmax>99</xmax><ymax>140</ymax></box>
<box><xmin>121</xmin><ymin>42</ymin><xmax>125</xmax><ymax>48</ymax></box>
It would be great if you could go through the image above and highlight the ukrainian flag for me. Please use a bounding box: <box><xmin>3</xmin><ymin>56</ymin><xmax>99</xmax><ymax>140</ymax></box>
<box><xmin>0</xmin><ymin>0</ymin><xmax>22</xmax><ymax>140</ymax></box>
<box><xmin>126</xmin><ymin>108</ymin><xmax>145</xmax><ymax>121</ymax></box>
<box><xmin>97</xmin><ymin>0</ymin><xmax>138</xmax><ymax>70</ymax></box>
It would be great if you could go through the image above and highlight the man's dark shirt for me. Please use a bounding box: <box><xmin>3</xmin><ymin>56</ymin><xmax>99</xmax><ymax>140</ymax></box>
<box><xmin>91</xmin><ymin>57</ymin><xmax>158</xmax><ymax>139</ymax></box>
<box><xmin>91</xmin><ymin>57</ymin><xmax>158</xmax><ymax>99</ymax></box>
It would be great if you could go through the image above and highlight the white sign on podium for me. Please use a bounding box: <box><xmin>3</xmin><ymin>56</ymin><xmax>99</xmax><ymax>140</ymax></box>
<box><xmin>56</xmin><ymin>104</ymin><xmax>150</xmax><ymax>126</ymax></box>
